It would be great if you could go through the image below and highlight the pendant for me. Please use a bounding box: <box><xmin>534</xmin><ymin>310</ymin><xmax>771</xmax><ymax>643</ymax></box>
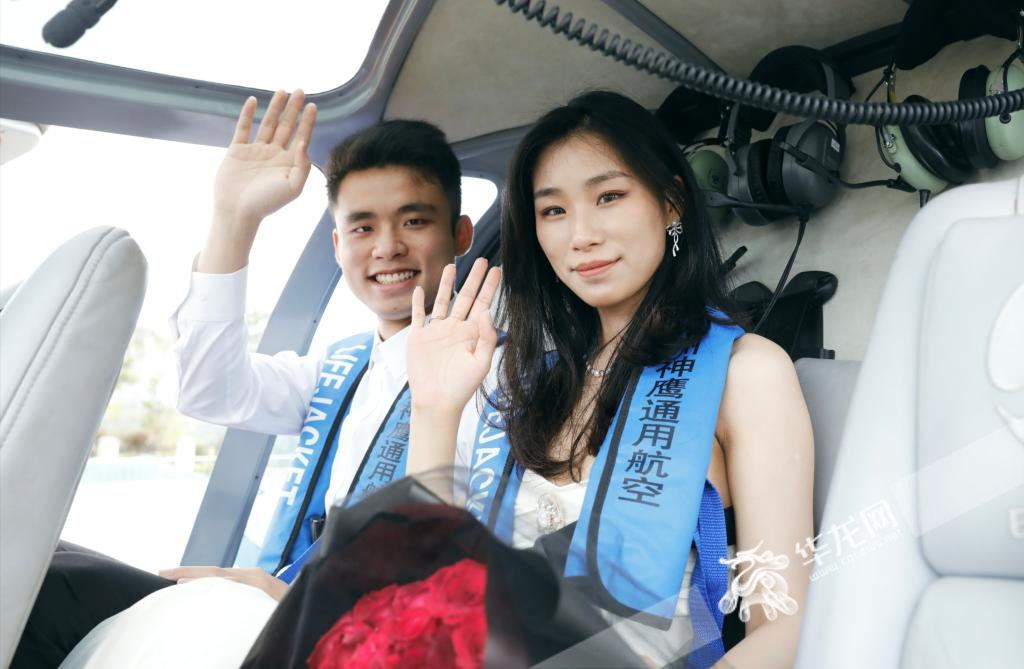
<box><xmin>537</xmin><ymin>492</ymin><xmax>566</xmax><ymax>534</ymax></box>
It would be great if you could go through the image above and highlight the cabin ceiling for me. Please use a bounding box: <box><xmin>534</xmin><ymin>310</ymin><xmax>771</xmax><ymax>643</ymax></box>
<box><xmin>385</xmin><ymin>0</ymin><xmax>676</xmax><ymax>142</ymax></box>
<box><xmin>641</xmin><ymin>0</ymin><xmax>908</xmax><ymax>78</ymax></box>
<box><xmin>385</xmin><ymin>0</ymin><xmax>910</xmax><ymax>142</ymax></box>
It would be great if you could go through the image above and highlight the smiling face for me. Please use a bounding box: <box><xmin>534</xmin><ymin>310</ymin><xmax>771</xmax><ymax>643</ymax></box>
<box><xmin>332</xmin><ymin>166</ymin><xmax>472</xmax><ymax>339</ymax></box>
<box><xmin>533</xmin><ymin>133</ymin><xmax>676</xmax><ymax>321</ymax></box>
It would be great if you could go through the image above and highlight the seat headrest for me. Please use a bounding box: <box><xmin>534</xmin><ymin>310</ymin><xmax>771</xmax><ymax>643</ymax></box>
<box><xmin>0</xmin><ymin>226</ymin><xmax>146</xmax><ymax>666</ymax></box>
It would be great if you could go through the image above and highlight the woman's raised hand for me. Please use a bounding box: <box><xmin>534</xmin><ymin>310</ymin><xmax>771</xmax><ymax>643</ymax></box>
<box><xmin>407</xmin><ymin>259</ymin><xmax>501</xmax><ymax>415</ymax></box>
<box><xmin>214</xmin><ymin>89</ymin><xmax>317</xmax><ymax>227</ymax></box>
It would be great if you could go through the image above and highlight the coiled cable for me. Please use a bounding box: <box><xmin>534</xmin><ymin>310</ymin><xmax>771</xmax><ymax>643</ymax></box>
<box><xmin>496</xmin><ymin>0</ymin><xmax>1024</xmax><ymax>125</ymax></box>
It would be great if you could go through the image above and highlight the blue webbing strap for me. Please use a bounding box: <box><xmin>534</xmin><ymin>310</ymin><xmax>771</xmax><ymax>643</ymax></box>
<box><xmin>686</xmin><ymin>480</ymin><xmax>729</xmax><ymax>669</ymax></box>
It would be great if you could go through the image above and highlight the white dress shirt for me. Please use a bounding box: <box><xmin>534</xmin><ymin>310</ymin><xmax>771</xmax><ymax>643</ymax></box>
<box><xmin>169</xmin><ymin>266</ymin><xmax>487</xmax><ymax>514</ymax></box>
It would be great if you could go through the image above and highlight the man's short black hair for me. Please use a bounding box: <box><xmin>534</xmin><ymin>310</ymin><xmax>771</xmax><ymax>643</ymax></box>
<box><xmin>326</xmin><ymin>120</ymin><xmax>462</xmax><ymax>227</ymax></box>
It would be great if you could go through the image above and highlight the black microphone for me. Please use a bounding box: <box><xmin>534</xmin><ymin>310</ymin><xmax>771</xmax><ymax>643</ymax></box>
<box><xmin>703</xmin><ymin>190</ymin><xmax>810</xmax><ymax>219</ymax></box>
<box><xmin>778</xmin><ymin>141</ymin><xmax>917</xmax><ymax>193</ymax></box>
<box><xmin>43</xmin><ymin>0</ymin><xmax>119</xmax><ymax>48</ymax></box>
<box><xmin>720</xmin><ymin>245</ymin><xmax>747</xmax><ymax>275</ymax></box>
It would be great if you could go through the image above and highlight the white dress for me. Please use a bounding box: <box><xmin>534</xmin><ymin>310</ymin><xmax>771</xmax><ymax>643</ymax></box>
<box><xmin>58</xmin><ymin>578</ymin><xmax>277</xmax><ymax>669</ymax></box>
<box><xmin>512</xmin><ymin>469</ymin><xmax>738</xmax><ymax>668</ymax></box>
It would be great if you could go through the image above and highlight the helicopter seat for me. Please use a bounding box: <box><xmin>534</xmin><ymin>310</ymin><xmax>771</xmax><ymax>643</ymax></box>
<box><xmin>794</xmin><ymin>174</ymin><xmax>1024</xmax><ymax>668</ymax></box>
<box><xmin>0</xmin><ymin>227</ymin><xmax>146</xmax><ymax>668</ymax></box>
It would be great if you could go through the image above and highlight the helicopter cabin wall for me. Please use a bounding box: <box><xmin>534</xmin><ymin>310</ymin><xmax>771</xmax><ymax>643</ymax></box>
<box><xmin>716</xmin><ymin>35</ymin><xmax>1024</xmax><ymax>361</ymax></box>
<box><xmin>384</xmin><ymin>0</ymin><xmax>674</xmax><ymax>143</ymax></box>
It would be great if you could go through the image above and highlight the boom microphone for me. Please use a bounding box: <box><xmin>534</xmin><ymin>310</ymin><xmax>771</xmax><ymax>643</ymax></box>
<box><xmin>777</xmin><ymin>141</ymin><xmax>918</xmax><ymax>193</ymax></box>
<box><xmin>42</xmin><ymin>0</ymin><xmax>119</xmax><ymax>48</ymax></box>
<box><xmin>703</xmin><ymin>190</ymin><xmax>810</xmax><ymax>218</ymax></box>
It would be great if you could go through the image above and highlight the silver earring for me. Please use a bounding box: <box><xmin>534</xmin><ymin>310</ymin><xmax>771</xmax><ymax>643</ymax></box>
<box><xmin>666</xmin><ymin>219</ymin><xmax>683</xmax><ymax>257</ymax></box>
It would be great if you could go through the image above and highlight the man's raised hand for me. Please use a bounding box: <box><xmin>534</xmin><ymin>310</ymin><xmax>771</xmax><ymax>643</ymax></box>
<box><xmin>214</xmin><ymin>89</ymin><xmax>317</xmax><ymax>226</ymax></box>
<box><xmin>199</xmin><ymin>90</ymin><xmax>316</xmax><ymax>273</ymax></box>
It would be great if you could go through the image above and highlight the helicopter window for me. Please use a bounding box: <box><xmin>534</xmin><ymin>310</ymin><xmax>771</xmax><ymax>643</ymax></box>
<box><xmin>0</xmin><ymin>124</ymin><xmax>327</xmax><ymax>571</ymax></box>
<box><xmin>0</xmin><ymin>0</ymin><xmax>389</xmax><ymax>94</ymax></box>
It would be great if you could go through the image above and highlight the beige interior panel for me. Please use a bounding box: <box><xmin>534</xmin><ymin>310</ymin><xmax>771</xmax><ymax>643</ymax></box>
<box><xmin>385</xmin><ymin>0</ymin><xmax>676</xmax><ymax>141</ymax></box>
<box><xmin>714</xmin><ymin>36</ymin><xmax>1024</xmax><ymax>360</ymax></box>
<box><xmin>641</xmin><ymin>0</ymin><xmax>909</xmax><ymax>77</ymax></box>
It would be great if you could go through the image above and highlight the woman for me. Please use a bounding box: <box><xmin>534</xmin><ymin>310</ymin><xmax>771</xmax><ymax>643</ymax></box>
<box><xmin>407</xmin><ymin>90</ymin><xmax>814</xmax><ymax>668</ymax></box>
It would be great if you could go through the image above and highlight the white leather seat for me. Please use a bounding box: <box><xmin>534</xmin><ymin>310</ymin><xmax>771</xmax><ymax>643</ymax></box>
<box><xmin>0</xmin><ymin>227</ymin><xmax>146</xmax><ymax>668</ymax></box>
<box><xmin>794</xmin><ymin>358</ymin><xmax>861</xmax><ymax>534</ymax></box>
<box><xmin>0</xmin><ymin>283</ymin><xmax>20</xmax><ymax>311</ymax></box>
<box><xmin>794</xmin><ymin>175</ymin><xmax>1024</xmax><ymax>668</ymax></box>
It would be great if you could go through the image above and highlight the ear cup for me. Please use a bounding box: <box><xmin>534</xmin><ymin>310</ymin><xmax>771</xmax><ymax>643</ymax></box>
<box><xmin>766</xmin><ymin>125</ymin><xmax>793</xmax><ymax>207</ymax></box>
<box><xmin>728</xmin><ymin>142</ymin><xmax>773</xmax><ymax>226</ymax></box>
<box><xmin>686</xmin><ymin>149</ymin><xmax>730</xmax><ymax>226</ymax></box>
<box><xmin>986</xmin><ymin>63</ymin><xmax>1024</xmax><ymax>161</ymax></box>
<box><xmin>900</xmin><ymin>95</ymin><xmax>972</xmax><ymax>184</ymax></box>
<box><xmin>957</xmin><ymin>65</ymin><xmax>1000</xmax><ymax>170</ymax></box>
<box><xmin>878</xmin><ymin>125</ymin><xmax>948</xmax><ymax>193</ymax></box>
<box><xmin>746</xmin><ymin>139</ymin><xmax>785</xmax><ymax>222</ymax></box>
<box><xmin>780</xmin><ymin>122</ymin><xmax>843</xmax><ymax>209</ymax></box>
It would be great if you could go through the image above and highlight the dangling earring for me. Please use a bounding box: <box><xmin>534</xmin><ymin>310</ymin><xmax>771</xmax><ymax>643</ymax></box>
<box><xmin>666</xmin><ymin>219</ymin><xmax>683</xmax><ymax>257</ymax></box>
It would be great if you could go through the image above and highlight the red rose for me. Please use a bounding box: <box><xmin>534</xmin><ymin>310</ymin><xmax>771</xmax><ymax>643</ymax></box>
<box><xmin>308</xmin><ymin>559</ymin><xmax>487</xmax><ymax>669</ymax></box>
<box><xmin>451</xmin><ymin>613</ymin><xmax>487</xmax><ymax>669</ymax></box>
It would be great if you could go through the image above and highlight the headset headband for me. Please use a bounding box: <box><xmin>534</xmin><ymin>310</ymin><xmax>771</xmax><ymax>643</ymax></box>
<box><xmin>726</xmin><ymin>46</ymin><xmax>853</xmax><ymax>156</ymax></box>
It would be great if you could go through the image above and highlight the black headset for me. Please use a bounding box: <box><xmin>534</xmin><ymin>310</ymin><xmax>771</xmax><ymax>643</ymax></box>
<box><xmin>724</xmin><ymin>46</ymin><xmax>856</xmax><ymax>226</ymax></box>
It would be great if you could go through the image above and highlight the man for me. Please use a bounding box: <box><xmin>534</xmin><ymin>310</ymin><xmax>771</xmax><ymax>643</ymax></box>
<box><xmin>13</xmin><ymin>89</ymin><xmax>497</xmax><ymax>668</ymax></box>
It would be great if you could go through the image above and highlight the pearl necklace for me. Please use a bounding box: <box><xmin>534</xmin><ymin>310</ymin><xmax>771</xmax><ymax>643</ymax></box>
<box><xmin>585</xmin><ymin>361</ymin><xmax>608</xmax><ymax>377</ymax></box>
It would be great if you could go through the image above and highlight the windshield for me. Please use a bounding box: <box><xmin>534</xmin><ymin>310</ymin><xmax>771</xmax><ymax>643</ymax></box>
<box><xmin>0</xmin><ymin>0</ymin><xmax>390</xmax><ymax>93</ymax></box>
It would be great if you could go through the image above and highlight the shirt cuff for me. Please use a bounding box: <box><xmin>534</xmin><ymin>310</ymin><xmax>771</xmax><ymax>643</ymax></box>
<box><xmin>175</xmin><ymin>265</ymin><xmax>249</xmax><ymax>322</ymax></box>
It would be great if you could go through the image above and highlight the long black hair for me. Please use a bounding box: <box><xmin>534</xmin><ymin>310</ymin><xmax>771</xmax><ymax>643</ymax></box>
<box><xmin>496</xmin><ymin>90</ymin><xmax>743</xmax><ymax>480</ymax></box>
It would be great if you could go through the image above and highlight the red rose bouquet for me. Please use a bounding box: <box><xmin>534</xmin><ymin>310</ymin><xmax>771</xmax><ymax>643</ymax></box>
<box><xmin>241</xmin><ymin>475</ymin><xmax>641</xmax><ymax>669</ymax></box>
<box><xmin>307</xmin><ymin>558</ymin><xmax>487</xmax><ymax>669</ymax></box>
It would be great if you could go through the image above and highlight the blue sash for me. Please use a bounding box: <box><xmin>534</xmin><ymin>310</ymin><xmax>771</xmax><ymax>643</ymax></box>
<box><xmin>345</xmin><ymin>381</ymin><xmax>414</xmax><ymax>505</ymax></box>
<box><xmin>467</xmin><ymin>319</ymin><xmax>742</xmax><ymax>667</ymax></box>
<box><xmin>275</xmin><ymin>383</ymin><xmax>414</xmax><ymax>584</ymax></box>
<box><xmin>258</xmin><ymin>331</ymin><xmax>413</xmax><ymax>579</ymax></box>
<box><xmin>258</xmin><ymin>332</ymin><xmax>373</xmax><ymax>574</ymax></box>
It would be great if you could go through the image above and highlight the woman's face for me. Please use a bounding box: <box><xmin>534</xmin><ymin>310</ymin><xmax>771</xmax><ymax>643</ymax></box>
<box><xmin>533</xmin><ymin>133</ymin><xmax>675</xmax><ymax>314</ymax></box>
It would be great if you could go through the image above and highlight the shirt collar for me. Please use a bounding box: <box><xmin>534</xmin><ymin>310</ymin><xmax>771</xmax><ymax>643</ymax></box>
<box><xmin>370</xmin><ymin>323</ymin><xmax>411</xmax><ymax>379</ymax></box>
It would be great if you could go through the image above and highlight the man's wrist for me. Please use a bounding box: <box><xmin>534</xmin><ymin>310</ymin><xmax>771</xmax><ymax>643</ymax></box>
<box><xmin>212</xmin><ymin>207</ymin><xmax>261</xmax><ymax>235</ymax></box>
<box><xmin>197</xmin><ymin>212</ymin><xmax>260</xmax><ymax>274</ymax></box>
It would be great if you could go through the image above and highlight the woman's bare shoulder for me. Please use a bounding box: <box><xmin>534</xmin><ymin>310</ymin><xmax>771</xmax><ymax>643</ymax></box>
<box><xmin>715</xmin><ymin>333</ymin><xmax>808</xmax><ymax>450</ymax></box>
<box><xmin>730</xmin><ymin>332</ymin><xmax>791</xmax><ymax>365</ymax></box>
